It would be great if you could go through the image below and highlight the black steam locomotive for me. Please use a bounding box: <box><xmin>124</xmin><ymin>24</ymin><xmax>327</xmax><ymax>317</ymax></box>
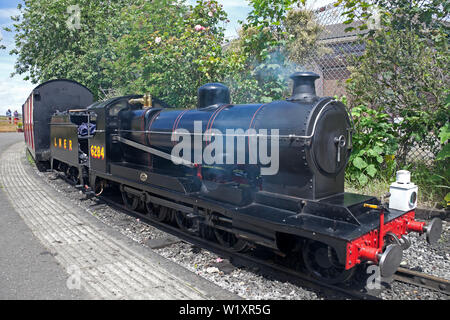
<box><xmin>23</xmin><ymin>73</ymin><xmax>442</xmax><ymax>284</ymax></box>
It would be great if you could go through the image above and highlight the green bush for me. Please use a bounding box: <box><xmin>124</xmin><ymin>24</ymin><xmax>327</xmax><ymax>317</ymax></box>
<box><xmin>408</xmin><ymin>118</ymin><xmax>449</xmax><ymax>207</ymax></box>
<box><xmin>410</xmin><ymin>161</ymin><xmax>449</xmax><ymax>208</ymax></box>
<box><xmin>342</xmin><ymin>0</ymin><xmax>449</xmax><ymax>206</ymax></box>
<box><xmin>345</xmin><ymin>101</ymin><xmax>397</xmax><ymax>186</ymax></box>
<box><xmin>346</xmin><ymin>28</ymin><xmax>448</xmax><ymax>166</ymax></box>
<box><xmin>414</xmin><ymin>119</ymin><xmax>449</xmax><ymax>207</ymax></box>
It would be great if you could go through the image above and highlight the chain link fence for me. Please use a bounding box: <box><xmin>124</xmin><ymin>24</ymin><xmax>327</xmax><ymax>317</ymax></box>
<box><xmin>310</xmin><ymin>3</ymin><xmax>437</xmax><ymax>166</ymax></box>
<box><xmin>310</xmin><ymin>3</ymin><xmax>364</xmax><ymax>98</ymax></box>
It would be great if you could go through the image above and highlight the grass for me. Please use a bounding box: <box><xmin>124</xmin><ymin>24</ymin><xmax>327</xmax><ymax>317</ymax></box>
<box><xmin>26</xmin><ymin>149</ymin><xmax>35</xmax><ymax>166</ymax></box>
<box><xmin>0</xmin><ymin>116</ymin><xmax>18</xmax><ymax>133</ymax></box>
<box><xmin>345</xmin><ymin>179</ymin><xmax>391</xmax><ymax>200</ymax></box>
<box><xmin>345</xmin><ymin>178</ymin><xmax>446</xmax><ymax>209</ymax></box>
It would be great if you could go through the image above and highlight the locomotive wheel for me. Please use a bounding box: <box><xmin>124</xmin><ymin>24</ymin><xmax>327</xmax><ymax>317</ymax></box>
<box><xmin>174</xmin><ymin>211</ymin><xmax>196</xmax><ymax>233</ymax></box>
<box><xmin>200</xmin><ymin>225</ymin><xmax>216</xmax><ymax>241</ymax></box>
<box><xmin>121</xmin><ymin>191</ymin><xmax>140</xmax><ymax>211</ymax></box>
<box><xmin>65</xmin><ymin>167</ymin><xmax>79</xmax><ymax>184</ymax></box>
<box><xmin>302</xmin><ymin>240</ymin><xmax>355</xmax><ymax>284</ymax></box>
<box><xmin>145</xmin><ymin>203</ymin><xmax>169</xmax><ymax>222</ymax></box>
<box><xmin>214</xmin><ymin>228</ymin><xmax>249</xmax><ymax>252</ymax></box>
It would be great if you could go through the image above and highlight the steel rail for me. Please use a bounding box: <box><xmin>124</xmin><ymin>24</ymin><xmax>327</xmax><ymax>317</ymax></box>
<box><xmin>95</xmin><ymin>194</ymin><xmax>379</xmax><ymax>300</ymax></box>
<box><xmin>394</xmin><ymin>267</ymin><xmax>450</xmax><ymax>295</ymax></box>
<box><xmin>56</xmin><ymin>172</ymin><xmax>449</xmax><ymax>299</ymax></box>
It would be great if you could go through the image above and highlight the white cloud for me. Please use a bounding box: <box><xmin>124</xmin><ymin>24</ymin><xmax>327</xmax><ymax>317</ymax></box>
<box><xmin>0</xmin><ymin>8</ymin><xmax>33</xmax><ymax>115</ymax></box>
<box><xmin>0</xmin><ymin>57</ymin><xmax>34</xmax><ymax>115</ymax></box>
<box><xmin>0</xmin><ymin>77</ymin><xmax>35</xmax><ymax>116</ymax></box>
<box><xmin>0</xmin><ymin>8</ymin><xmax>20</xmax><ymax>20</ymax></box>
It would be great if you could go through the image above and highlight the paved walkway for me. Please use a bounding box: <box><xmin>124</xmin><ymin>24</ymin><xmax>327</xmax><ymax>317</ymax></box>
<box><xmin>0</xmin><ymin>139</ymin><xmax>237</xmax><ymax>300</ymax></box>
<box><xmin>0</xmin><ymin>133</ymin><xmax>85</xmax><ymax>299</ymax></box>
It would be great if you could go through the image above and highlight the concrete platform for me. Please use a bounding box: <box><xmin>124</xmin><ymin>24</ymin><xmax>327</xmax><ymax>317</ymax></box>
<box><xmin>0</xmin><ymin>140</ymin><xmax>239</xmax><ymax>300</ymax></box>
<box><xmin>0</xmin><ymin>133</ymin><xmax>86</xmax><ymax>299</ymax></box>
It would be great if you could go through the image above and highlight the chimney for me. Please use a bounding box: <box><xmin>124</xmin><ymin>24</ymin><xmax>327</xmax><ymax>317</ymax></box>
<box><xmin>288</xmin><ymin>72</ymin><xmax>320</xmax><ymax>102</ymax></box>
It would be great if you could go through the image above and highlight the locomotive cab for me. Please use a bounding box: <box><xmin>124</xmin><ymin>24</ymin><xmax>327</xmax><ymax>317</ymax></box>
<box><xmin>85</xmin><ymin>95</ymin><xmax>172</xmax><ymax>173</ymax></box>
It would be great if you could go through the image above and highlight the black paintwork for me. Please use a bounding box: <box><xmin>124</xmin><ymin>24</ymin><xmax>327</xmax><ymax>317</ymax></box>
<box><xmin>89</xmin><ymin>162</ymin><xmax>404</xmax><ymax>264</ymax></box>
<box><xmin>197</xmin><ymin>83</ymin><xmax>231</xmax><ymax>109</ymax></box>
<box><xmin>22</xmin><ymin>80</ymin><xmax>93</xmax><ymax>162</ymax></box>
<box><xmin>50</xmin><ymin>114</ymin><xmax>80</xmax><ymax>167</ymax></box>
<box><xmin>43</xmin><ymin>75</ymin><xmax>407</xmax><ymax>267</ymax></box>
<box><xmin>118</xmin><ymin>97</ymin><xmax>352</xmax><ymax>200</ymax></box>
<box><xmin>288</xmin><ymin>72</ymin><xmax>320</xmax><ymax>101</ymax></box>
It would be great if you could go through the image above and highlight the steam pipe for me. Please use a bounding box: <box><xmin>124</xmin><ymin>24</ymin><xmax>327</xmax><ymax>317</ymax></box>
<box><xmin>129</xmin><ymin>94</ymin><xmax>152</xmax><ymax>108</ymax></box>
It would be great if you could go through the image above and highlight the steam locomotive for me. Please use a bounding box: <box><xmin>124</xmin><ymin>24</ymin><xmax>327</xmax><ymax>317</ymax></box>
<box><xmin>22</xmin><ymin>73</ymin><xmax>442</xmax><ymax>284</ymax></box>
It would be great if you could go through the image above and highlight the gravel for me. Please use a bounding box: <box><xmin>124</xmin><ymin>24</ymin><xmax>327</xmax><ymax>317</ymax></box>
<box><xmin>34</xmin><ymin>168</ymin><xmax>449</xmax><ymax>300</ymax></box>
<box><xmin>399</xmin><ymin>224</ymin><xmax>450</xmax><ymax>281</ymax></box>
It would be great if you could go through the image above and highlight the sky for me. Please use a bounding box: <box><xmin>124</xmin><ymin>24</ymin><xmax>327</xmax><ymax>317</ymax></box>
<box><xmin>0</xmin><ymin>0</ymin><xmax>333</xmax><ymax>116</ymax></box>
<box><xmin>0</xmin><ymin>0</ymin><xmax>34</xmax><ymax>116</ymax></box>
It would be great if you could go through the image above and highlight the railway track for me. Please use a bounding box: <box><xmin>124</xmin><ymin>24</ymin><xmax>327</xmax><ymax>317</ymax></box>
<box><xmin>394</xmin><ymin>267</ymin><xmax>450</xmax><ymax>295</ymax></box>
<box><xmin>57</xmin><ymin>173</ymin><xmax>450</xmax><ymax>299</ymax></box>
<box><xmin>101</xmin><ymin>195</ymin><xmax>450</xmax><ymax>299</ymax></box>
<box><xmin>96</xmin><ymin>194</ymin><xmax>379</xmax><ymax>300</ymax></box>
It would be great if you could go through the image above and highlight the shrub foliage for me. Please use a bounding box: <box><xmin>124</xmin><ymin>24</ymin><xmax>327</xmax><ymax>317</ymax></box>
<box><xmin>2</xmin><ymin>0</ymin><xmax>448</xmax><ymax>204</ymax></box>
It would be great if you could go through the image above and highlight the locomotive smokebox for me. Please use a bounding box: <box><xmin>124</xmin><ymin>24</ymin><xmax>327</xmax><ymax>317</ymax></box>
<box><xmin>198</xmin><ymin>83</ymin><xmax>231</xmax><ymax>109</ymax></box>
<box><xmin>289</xmin><ymin>71</ymin><xmax>320</xmax><ymax>101</ymax></box>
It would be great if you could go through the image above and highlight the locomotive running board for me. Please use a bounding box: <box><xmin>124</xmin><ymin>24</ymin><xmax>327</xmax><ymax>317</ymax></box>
<box><xmin>114</xmin><ymin>136</ymin><xmax>195</xmax><ymax>168</ymax></box>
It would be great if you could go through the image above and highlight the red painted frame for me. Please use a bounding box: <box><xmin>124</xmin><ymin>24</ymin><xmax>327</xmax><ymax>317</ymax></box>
<box><xmin>345</xmin><ymin>210</ymin><xmax>425</xmax><ymax>269</ymax></box>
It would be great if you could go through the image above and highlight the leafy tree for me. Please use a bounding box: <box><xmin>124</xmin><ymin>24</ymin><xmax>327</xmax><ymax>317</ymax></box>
<box><xmin>339</xmin><ymin>0</ymin><xmax>449</xmax><ymax>205</ymax></box>
<box><xmin>341</xmin><ymin>1</ymin><xmax>449</xmax><ymax>164</ymax></box>
<box><xmin>225</xmin><ymin>0</ymin><xmax>324</xmax><ymax>103</ymax></box>
<box><xmin>108</xmin><ymin>0</ymin><xmax>229</xmax><ymax>107</ymax></box>
<box><xmin>239</xmin><ymin>0</ymin><xmax>309</xmax><ymax>62</ymax></box>
<box><xmin>284</xmin><ymin>9</ymin><xmax>326</xmax><ymax>65</ymax></box>
<box><xmin>2</xmin><ymin>0</ymin><xmax>230</xmax><ymax>105</ymax></box>
<box><xmin>4</xmin><ymin>0</ymin><xmax>130</xmax><ymax>99</ymax></box>
<box><xmin>2</xmin><ymin>0</ymin><xmax>324</xmax><ymax>107</ymax></box>
<box><xmin>336</xmin><ymin>0</ymin><xmax>449</xmax><ymax>38</ymax></box>
<box><xmin>347</xmin><ymin>28</ymin><xmax>448</xmax><ymax>163</ymax></box>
